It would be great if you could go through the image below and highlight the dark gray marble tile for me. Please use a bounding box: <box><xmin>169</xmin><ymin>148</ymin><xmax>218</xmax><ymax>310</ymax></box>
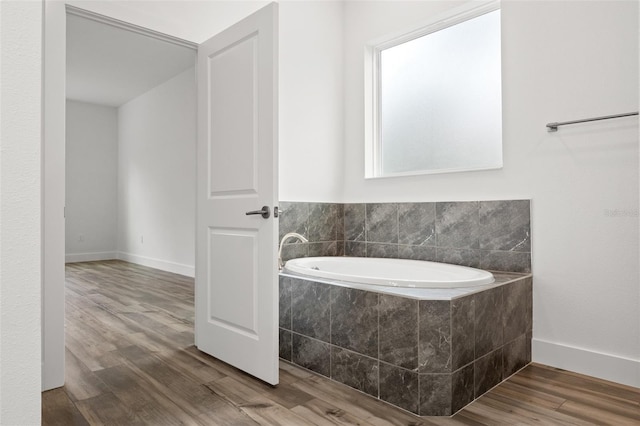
<box><xmin>279</xmin><ymin>276</ymin><xmax>292</xmax><ymax>329</ymax></box>
<box><xmin>503</xmin><ymin>277</ymin><xmax>533</xmax><ymax>343</ymax></box>
<box><xmin>309</xmin><ymin>203</ymin><xmax>339</xmax><ymax>242</ymax></box>
<box><xmin>366</xmin><ymin>243</ymin><xmax>398</xmax><ymax>258</ymax></box>
<box><xmin>344</xmin><ymin>241</ymin><xmax>366</xmax><ymax>257</ymax></box>
<box><xmin>419</xmin><ymin>300</ymin><xmax>451</xmax><ymax>374</ymax></box>
<box><xmin>451</xmin><ymin>363</ymin><xmax>474</xmax><ymax>413</ymax></box>
<box><xmin>308</xmin><ymin>241</ymin><xmax>339</xmax><ymax>258</ymax></box>
<box><xmin>279</xmin><ymin>329</ymin><xmax>292</xmax><ymax>361</ymax></box>
<box><xmin>475</xmin><ymin>286</ymin><xmax>503</xmax><ymax>358</ymax></box>
<box><xmin>503</xmin><ymin>334</ymin><xmax>531</xmax><ymax>378</ymax></box>
<box><xmin>379</xmin><ymin>363</ymin><xmax>419</xmax><ymax>415</ymax></box>
<box><xmin>366</xmin><ymin>203</ymin><xmax>398</xmax><ymax>244</ymax></box>
<box><xmin>344</xmin><ymin>204</ymin><xmax>365</xmax><ymax>242</ymax></box>
<box><xmin>279</xmin><ymin>202</ymin><xmax>308</xmax><ymax>241</ymax></box>
<box><xmin>474</xmin><ymin>348</ymin><xmax>503</xmax><ymax>397</ymax></box>
<box><xmin>419</xmin><ymin>374</ymin><xmax>451</xmax><ymax>416</ymax></box>
<box><xmin>398</xmin><ymin>202</ymin><xmax>436</xmax><ymax>246</ymax></box>
<box><xmin>281</xmin><ymin>243</ymin><xmax>308</xmax><ymax>263</ymax></box>
<box><xmin>436</xmin><ymin>202</ymin><xmax>479</xmax><ymax>249</ymax></box>
<box><xmin>451</xmin><ymin>295</ymin><xmax>475</xmax><ymax>370</ymax></box>
<box><xmin>479</xmin><ymin>200</ymin><xmax>530</xmax><ymax>252</ymax></box>
<box><xmin>481</xmin><ymin>251</ymin><xmax>531</xmax><ymax>273</ymax></box>
<box><xmin>330</xmin><ymin>347</ymin><xmax>379</xmax><ymax>398</ymax></box>
<box><xmin>436</xmin><ymin>247</ymin><xmax>481</xmax><ymax>268</ymax></box>
<box><xmin>331</xmin><ymin>287</ymin><xmax>378</xmax><ymax>358</ymax></box>
<box><xmin>336</xmin><ymin>241</ymin><xmax>345</xmax><ymax>257</ymax></box>
<box><xmin>379</xmin><ymin>295</ymin><xmax>418</xmax><ymax>370</ymax></box>
<box><xmin>398</xmin><ymin>245</ymin><xmax>437</xmax><ymax>262</ymax></box>
<box><xmin>291</xmin><ymin>279</ymin><xmax>330</xmax><ymax>343</ymax></box>
<box><xmin>292</xmin><ymin>333</ymin><xmax>330</xmax><ymax>377</ymax></box>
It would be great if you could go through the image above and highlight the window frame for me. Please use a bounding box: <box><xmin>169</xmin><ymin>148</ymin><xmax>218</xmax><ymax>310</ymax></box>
<box><xmin>364</xmin><ymin>0</ymin><xmax>502</xmax><ymax>179</ymax></box>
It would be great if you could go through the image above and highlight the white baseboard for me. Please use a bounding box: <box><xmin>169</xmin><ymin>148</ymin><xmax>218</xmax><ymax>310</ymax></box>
<box><xmin>65</xmin><ymin>251</ymin><xmax>117</xmax><ymax>263</ymax></box>
<box><xmin>533</xmin><ymin>338</ymin><xmax>640</xmax><ymax>388</ymax></box>
<box><xmin>116</xmin><ymin>251</ymin><xmax>195</xmax><ymax>278</ymax></box>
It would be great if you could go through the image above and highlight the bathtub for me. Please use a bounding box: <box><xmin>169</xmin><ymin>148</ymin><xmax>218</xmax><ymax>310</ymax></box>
<box><xmin>282</xmin><ymin>256</ymin><xmax>494</xmax><ymax>289</ymax></box>
<box><xmin>279</xmin><ymin>258</ymin><xmax>532</xmax><ymax>416</ymax></box>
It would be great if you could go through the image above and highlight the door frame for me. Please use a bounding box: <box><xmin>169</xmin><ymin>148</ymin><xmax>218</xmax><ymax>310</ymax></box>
<box><xmin>42</xmin><ymin>0</ymin><xmax>66</xmax><ymax>391</ymax></box>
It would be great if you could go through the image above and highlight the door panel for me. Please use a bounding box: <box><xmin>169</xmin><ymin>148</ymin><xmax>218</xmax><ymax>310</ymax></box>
<box><xmin>208</xmin><ymin>229</ymin><xmax>258</xmax><ymax>336</ymax></box>
<box><xmin>195</xmin><ymin>3</ymin><xmax>279</xmax><ymax>385</ymax></box>
<box><xmin>208</xmin><ymin>35</ymin><xmax>258</xmax><ymax>194</ymax></box>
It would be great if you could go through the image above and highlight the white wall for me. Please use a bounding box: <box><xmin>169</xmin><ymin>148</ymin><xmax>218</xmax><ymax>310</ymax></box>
<box><xmin>343</xmin><ymin>0</ymin><xmax>639</xmax><ymax>386</ymax></box>
<box><xmin>278</xmin><ymin>0</ymin><xmax>345</xmax><ymax>201</ymax></box>
<box><xmin>117</xmin><ymin>68</ymin><xmax>196</xmax><ymax>276</ymax></box>
<box><xmin>0</xmin><ymin>0</ymin><xmax>43</xmax><ymax>423</ymax></box>
<box><xmin>66</xmin><ymin>100</ymin><xmax>118</xmax><ymax>261</ymax></box>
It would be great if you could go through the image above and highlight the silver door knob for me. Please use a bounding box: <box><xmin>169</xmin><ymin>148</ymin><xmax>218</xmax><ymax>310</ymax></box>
<box><xmin>245</xmin><ymin>206</ymin><xmax>270</xmax><ymax>219</ymax></box>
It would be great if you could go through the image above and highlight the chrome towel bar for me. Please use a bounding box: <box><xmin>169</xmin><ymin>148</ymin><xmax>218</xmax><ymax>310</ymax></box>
<box><xmin>546</xmin><ymin>111</ymin><xmax>638</xmax><ymax>132</ymax></box>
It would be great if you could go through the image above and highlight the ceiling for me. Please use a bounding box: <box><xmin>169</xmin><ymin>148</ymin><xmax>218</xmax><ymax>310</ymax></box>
<box><xmin>66</xmin><ymin>13</ymin><xmax>196</xmax><ymax>107</ymax></box>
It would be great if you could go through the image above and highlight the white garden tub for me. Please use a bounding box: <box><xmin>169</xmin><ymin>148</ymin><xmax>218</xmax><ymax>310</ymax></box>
<box><xmin>282</xmin><ymin>256</ymin><xmax>494</xmax><ymax>289</ymax></box>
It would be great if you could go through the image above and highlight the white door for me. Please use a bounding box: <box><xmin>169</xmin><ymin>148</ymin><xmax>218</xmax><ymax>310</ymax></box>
<box><xmin>195</xmin><ymin>3</ymin><xmax>279</xmax><ymax>385</ymax></box>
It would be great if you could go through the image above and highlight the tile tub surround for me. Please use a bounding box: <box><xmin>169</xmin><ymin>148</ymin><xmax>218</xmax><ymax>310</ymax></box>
<box><xmin>279</xmin><ymin>202</ymin><xmax>345</xmax><ymax>262</ymax></box>
<box><xmin>279</xmin><ymin>273</ymin><xmax>533</xmax><ymax>417</ymax></box>
<box><xmin>279</xmin><ymin>200</ymin><xmax>531</xmax><ymax>273</ymax></box>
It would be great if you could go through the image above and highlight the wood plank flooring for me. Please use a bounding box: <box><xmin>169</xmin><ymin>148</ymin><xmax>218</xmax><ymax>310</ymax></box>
<box><xmin>42</xmin><ymin>260</ymin><xmax>640</xmax><ymax>425</ymax></box>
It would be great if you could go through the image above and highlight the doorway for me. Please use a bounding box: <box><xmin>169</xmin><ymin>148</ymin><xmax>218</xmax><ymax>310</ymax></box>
<box><xmin>43</xmin><ymin>2</ymin><xmax>280</xmax><ymax>391</ymax></box>
<box><xmin>61</xmin><ymin>5</ymin><xmax>199</xmax><ymax>394</ymax></box>
<box><xmin>65</xmin><ymin>9</ymin><xmax>197</xmax><ymax>274</ymax></box>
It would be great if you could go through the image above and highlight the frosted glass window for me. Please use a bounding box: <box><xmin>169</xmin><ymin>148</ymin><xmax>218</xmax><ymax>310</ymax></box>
<box><xmin>376</xmin><ymin>9</ymin><xmax>502</xmax><ymax>176</ymax></box>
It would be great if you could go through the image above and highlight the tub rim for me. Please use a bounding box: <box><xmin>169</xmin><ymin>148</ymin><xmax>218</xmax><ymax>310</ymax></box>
<box><xmin>282</xmin><ymin>256</ymin><xmax>495</xmax><ymax>289</ymax></box>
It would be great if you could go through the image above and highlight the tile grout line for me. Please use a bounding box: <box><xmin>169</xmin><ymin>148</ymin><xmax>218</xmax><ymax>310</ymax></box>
<box><xmin>377</xmin><ymin>292</ymin><xmax>381</xmax><ymax>399</ymax></box>
<box><xmin>329</xmin><ymin>284</ymin><xmax>333</xmax><ymax>380</ymax></box>
<box><xmin>416</xmin><ymin>298</ymin><xmax>421</xmax><ymax>415</ymax></box>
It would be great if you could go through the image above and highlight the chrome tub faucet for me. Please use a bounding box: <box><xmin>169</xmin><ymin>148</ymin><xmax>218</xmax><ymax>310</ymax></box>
<box><xmin>278</xmin><ymin>232</ymin><xmax>308</xmax><ymax>270</ymax></box>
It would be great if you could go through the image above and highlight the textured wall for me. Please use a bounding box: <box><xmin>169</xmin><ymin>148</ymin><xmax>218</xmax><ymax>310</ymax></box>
<box><xmin>0</xmin><ymin>1</ymin><xmax>43</xmax><ymax>423</ymax></box>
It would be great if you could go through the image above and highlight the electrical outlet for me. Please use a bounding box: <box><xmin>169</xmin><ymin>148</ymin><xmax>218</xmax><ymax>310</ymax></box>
<box><xmin>140</xmin><ymin>235</ymin><xmax>144</xmax><ymax>244</ymax></box>
<box><xmin>78</xmin><ymin>234</ymin><xmax>84</xmax><ymax>242</ymax></box>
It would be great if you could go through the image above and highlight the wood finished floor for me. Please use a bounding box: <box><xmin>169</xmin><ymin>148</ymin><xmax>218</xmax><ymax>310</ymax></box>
<box><xmin>42</xmin><ymin>260</ymin><xmax>640</xmax><ymax>426</ymax></box>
